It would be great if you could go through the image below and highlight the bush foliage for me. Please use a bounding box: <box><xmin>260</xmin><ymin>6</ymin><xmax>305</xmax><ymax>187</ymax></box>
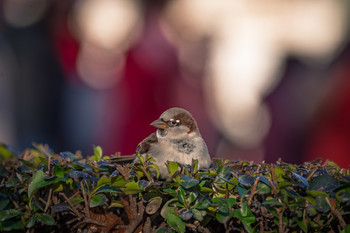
<box><xmin>0</xmin><ymin>143</ymin><xmax>349</xmax><ymax>233</ymax></box>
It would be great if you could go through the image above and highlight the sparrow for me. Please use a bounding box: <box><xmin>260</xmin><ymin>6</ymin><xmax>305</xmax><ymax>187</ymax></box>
<box><xmin>135</xmin><ymin>107</ymin><xmax>212</xmax><ymax>179</ymax></box>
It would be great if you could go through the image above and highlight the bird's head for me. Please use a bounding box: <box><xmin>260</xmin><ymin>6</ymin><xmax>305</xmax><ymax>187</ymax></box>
<box><xmin>150</xmin><ymin>107</ymin><xmax>199</xmax><ymax>139</ymax></box>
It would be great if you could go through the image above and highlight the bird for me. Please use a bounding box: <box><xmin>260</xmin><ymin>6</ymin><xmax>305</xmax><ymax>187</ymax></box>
<box><xmin>111</xmin><ymin>107</ymin><xmax>212</xmax><ymax>179</ymax></box>
<box><xmin>135</xmin><ymin>107</ymin><xmax>212</xmax><ymax>179</ymax></box>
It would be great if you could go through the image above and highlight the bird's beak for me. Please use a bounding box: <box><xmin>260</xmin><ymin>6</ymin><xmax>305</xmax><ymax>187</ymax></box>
<box><xmin>150</xmin><ymin>119</ymin><xmax>169</xmax><ymax>129</ymax></box>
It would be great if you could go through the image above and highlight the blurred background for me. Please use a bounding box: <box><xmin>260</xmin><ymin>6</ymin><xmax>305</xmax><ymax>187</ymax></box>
<box><xmin>1</xmin><ymin>0</ymin><xmax>350</xmax><ymax>167</ymax></box>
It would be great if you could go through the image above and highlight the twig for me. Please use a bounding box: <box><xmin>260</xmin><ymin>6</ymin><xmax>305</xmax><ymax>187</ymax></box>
<box><xmin>116</xmin><ymin>164</ymin><xmax>130</xmax><ymax>182</ymax></box>
<box><xmin>268</xmin><ymin>179</ymin><xmax>278</xmax><ymax>194</ymax></box>
<box><xmin>121</xmin><ymin>197</ymin><xmax>134</xmax><ymax>222</ymax></box>
<box><xmin>143</xmin><ymin>217</ymin><xmax>152</xmax><ymax>233</ymax></box>
<box><xmin>197</xmin><ymin>225</ymin><xmax>211</xmax><ymax>233</ymax></box>
<box><xmin>306</xmin><ymin>169</ymin><xmax>317</xmax><ymax>180</ymax></box>
<box><xmin>85</xmin><ymin>218</ymin><xmax>107</xmax><ymax>227</ymax></box>
<box><xmin>270</xmin><ymin>164</ymin><xmax>277</xmax><ymax>188</ymax></box>
<box><xmin>38</xmin><ymin>197</ymin><xmax>47</xmax><ymax>205</ymax></box>
<box><xmin>325</xmin><ymin>197</ymin><xmax>346</xmax><ymax>228</ymax></box>
<box><xmin>124</xmin><ymin>201</ymin><xmax>145</xmax><ymax>233</ymax></box>
<box><xmin>44</xmin><ymin>188</ymin><xmax>53</xmax><ymax>213</ymax></box>
<box><xmin>60</xmin><ymin>193</ymin><xmax>82</xmax><ymax>219</ymax></box>
<box><xmin>80</xmin><ymin>180</ymin><xmax>90</xmax><ymax>218</ymax></box>
<box><xmin>277</xmin><ymin>208</ymin><xmax>285</xmax><ymax>233</ymax></box>
<box><xmin>248</xmin><ymin>176</ymin><xmax>260</xmax><ymax>206</ymax></box>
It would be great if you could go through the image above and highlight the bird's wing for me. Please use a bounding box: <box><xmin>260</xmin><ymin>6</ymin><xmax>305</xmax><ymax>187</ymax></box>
<box><xmin>136</xmin><ymin>132</ymin><xmax>158</xmax><ymax>154</ymax></box>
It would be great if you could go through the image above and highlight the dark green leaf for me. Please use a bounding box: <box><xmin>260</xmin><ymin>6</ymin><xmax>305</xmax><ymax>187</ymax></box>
<box><xmin>236</xmin><ymin>186</ymin><xmax>249</xmax><ymax>197</ymax></box>
<box><xmin>89</xmin><ymin>193</ymin><xmax>107</xmax><ymax>208</ymax></box>
<box><xmin>315</xmin><ymin>195</ymin><xmax>330</xmax><ymax>213</ymax></box>
<box><xmin>0</xmin><ymin>209</ymin><xmax>23</xmax><ymax>221</ymax></box>
<box><xmin>95</xmin><ymin>185</ymin><xmax>122</xmax><ymax>194</ymax></box>
<box><xmin>178</xmin><ymin>187</ymin><xmax>186</xmax><ymax>205</ymax></box>
<box><xmin>179</xmin><ymin>209</ymin><xmax>193</xmax><ymax>221</ymax></box>
<box><xmin>70</xmin><ymin>197</ymin><xmax>84</xmax><ymax>205</ymax></box>
<box><xmin>26</xmin><ymin>216</ymin><xmax>36</xmax><ymax>228</ymax></box>
<box><xmin>297</xmin><ymin>219</ymin><xmax>308</xmax><ymax>233</ymax></box>
<box><xmin>180</xmin><ymin>175</ymin><xmax>199</xmax><ymax>189</ymax></box>
<box><xmin>166</xmin><ymin>213</ymin><xmax>186</xmax><ymax>233</ymax></box>
<box><xmin>0</xmin><ymin>199</ymin><xmax>9</xmax><ymax>211</ymax></box>
<box><xmin>310</xmin><ymin>174</ymin><xmax>340</xmax><ymax>193</ymax></box>
<box><xmin>60</xmin><ymin>151</ymin><xmax>77</xmax><ymax>161</ymax></box>
<box><xmin>238</xmin><ymin>175</ymin><xmax>255</xmax><ymax>188</ymax></box>
<box><xmin>36</xmin><ymin>213</ymin><xmax>55</xmax><ymax>225</ymax></box>
<box><xmin>192</xmin><ymin>209</ymin><xmax>206</xmax><ymax>221</ymax></box>
<box><xmin>293</xmin><ymin>173</ymin><xmax>309</xmax><ymax>189</ymax></box>
<box><xmin>1</xmin><ymin>219</ymin><xmax>25</xmax><ymax>231</ymax></box>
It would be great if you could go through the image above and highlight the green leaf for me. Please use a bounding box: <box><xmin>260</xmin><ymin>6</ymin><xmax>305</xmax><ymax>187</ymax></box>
<box><xmin>310</xmin><ymin>174</ymin><xmax>340</xmax><ymax>193</ymax></box>
<box><xmin>36</xmin><ymin>213</ymin><xmax>55</xmax><ymax>226</ymax></box>
<box><xmin>192</xmin><ymin>159</ymin><xmax>198</xmax><ymax>174</ymax></box>
<box><xmin>216</xmin><ymin>209</ymin><xmax>233</xmax><ymax>224</ymax></box>
<box><xmin>70</xmin><ymin>197</ymin><xmax>84</xmax><ymax>206</ymax></box>
<box><xmin>54</xmin><ymin>167</ymin><xmax>64</xmax><ymax>178</ymax></box>
<box><xmin>180</xmin><ymin>175</ymin><xmax>199</xmax><ymax>189</ymax></box>
<box><xmin>163</xmin><ymin>188</ymin><xmax>177</xmax><ymax>197</ymax></box>
<box><xmin>137</xmin><ymin>153</ymin><xmax>145</xmax><ymax>165</ymax></box>
<box><xmin>166</xmin><ymin>213</ymin><xmax>186</xmax><ymax>233</ymax></box>
<box><xmin>186</xmin><ymin>192</ymin><xmax>197</xmax><ymax>205</ymax></box>
<box><xmin>124</xmin><ymin>181</ymin><xmax>142</xmax><ymax>194</ymax></box>
<box><xmin>274</xmin><ymin>166</ymin><xmax>285</xmax><ymax>182</ymax></box>
<box><xmin>26</xmin><ymin>216</ymin><xmax>36</xmax><ymax>228</ymax></box>
<box><xmin>95</xmin><ymin>176</ymin><xmax>110</xmax><ymax>190</ymax></box>
<box><xmin>92</xmin><ymin>145</ymin><xmax>102</xmax><ymax>162</ymax></box>
<box><xmin>192</xmin><ymin>209</ymin><xmax>206</xmax><ymax>221</ymax></box>
<box><xmin>28</xmin><ymin>170</ymin><xmax>54</xmax><ymax>198</ymax></box>
<box><xmin>315</xmin><ymin>195</ymin><xmax>331</xmax><ymax>213</ymax></box>
<box><xmin>178</xmin><ymin>187</ymin><xmax>186</xmax><ymax>205</ymax></box>
<box><xmin>111</xmin><ymin>176</ymin><xmax>126</xmax><ymax>187</ymax></box>
<box><xmin>167</xmin><ymin>161</ymin><xmax>179</xmax><ymax>176</ymax></box>
<box><xmin>240</xmin><ymin>202</ymin><xmax>249</xmax><ymax>217</ymax></box>
<box><xmin>341</xmin><ymin>224</ymin><xmax>350</xmax><ymax>233</ymax></box>
<box><xmin>236</xmin><ymin>186</ymin><xmax>249</xmax><ymax>197</ymax></box>
<box><xmin>194</xmin><ymin>198</ymin><xmax>211</xmax><ymax>210</ymax></box>
<box><xmin>297</xmin><ymin>219</ymin><xmax>308</xmax><ymax>233</ymax></box>
<box><xmin>255</xmin><ymin>182</ymin><xmax>271</xmax><ymax>195</ymax></box>
<box><xmin>89</xmin><ymin>193</ymin><xmax>107</xmax><ymax>208</ymax></box>
<box><xmin>227</xmin><ymin>198</ymin><xmax>236</xmax><ymax>208</ymax></box>
<box><xmin>0</xmin><ymin>144</ymin><xmax>14</xmax><ymax>160</ymax></box>
<box><xmin>95</xmin><ymin>185</ymin><xmax>122</xmax><ymax>194</ymax></box>
<box><xmin>146</xmin><ymin>197</ymin><xmax>162</xmax><ymax>215</ymax></box>
<box><xmin>149</xmin><ymin>164</ymin><xmax>160</xmax><ymax>179</ymax></box>
<box><xmin>306</xmin><ymin>190</ymin><xmax>330</xmax><ymax>198</ymax></box>
<box><xmin>0</xmin><ymin>199</ymin><xmax>10</xmax><ymax>211</ymax></box>
<box><xmin>109</xmin><ymin>200</ymin><xmax>124</xmax><ymax>208</ymax></box>
<box><xmin>1</xmin><ymin>219</ymin><xmax>25</xmax><ymax>231</ymax></box>
<box><xmin>0</xmin><ymin>209</ymin><xmax>23</xmax><ymax>221</ymax></box>
<box><xmin>238</xmin><ymin>175</ymin><xmax>255</xmax><ymax>188</ymax></box>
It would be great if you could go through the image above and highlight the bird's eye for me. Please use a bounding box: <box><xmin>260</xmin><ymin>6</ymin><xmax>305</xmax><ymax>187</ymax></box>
<box><xmin>168</xmin><ymin>119</ymin><xmax>180</xmax><ymax>126</ymax></box>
